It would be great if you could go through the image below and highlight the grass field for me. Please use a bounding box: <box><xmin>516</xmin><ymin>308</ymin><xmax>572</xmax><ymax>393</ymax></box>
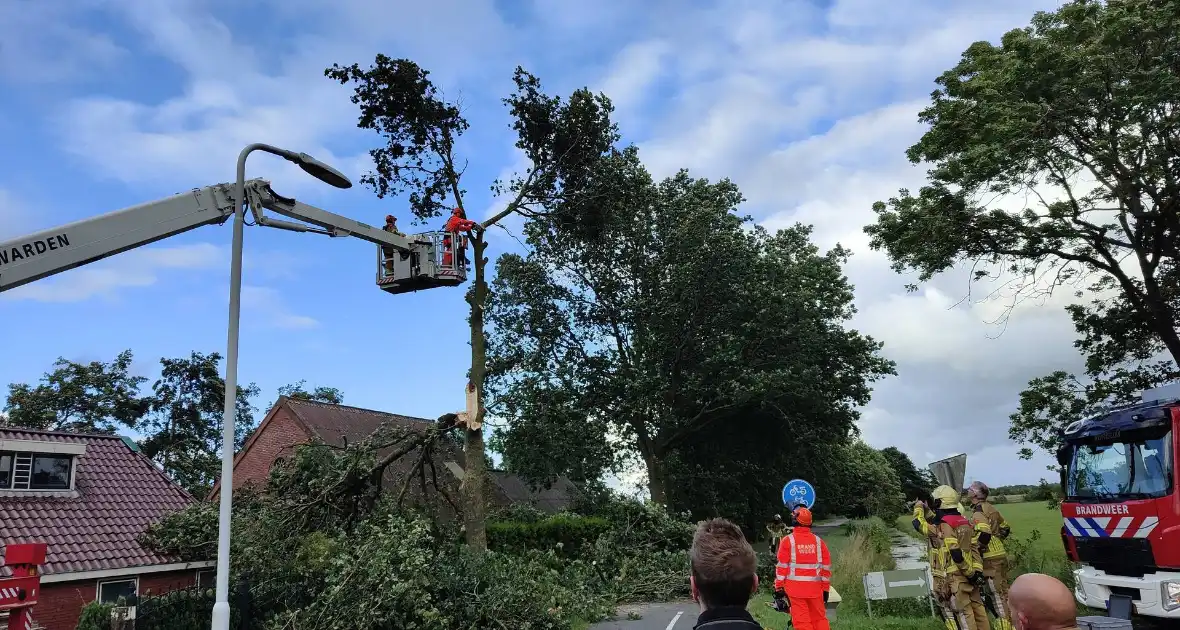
<box><xmin>989</xmin><ymin>500</ymin><xmax>1066</xmax><ymax>553</ymax></box>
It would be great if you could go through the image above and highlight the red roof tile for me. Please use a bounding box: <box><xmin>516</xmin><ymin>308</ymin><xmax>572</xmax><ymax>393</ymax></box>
<box><xmin>284</xmin><ymin>398</ymin><xmax>437</xmax><ymax>447</ymax></box>
<box><xmin>0</xmin><ymin>429</ymin><xmax>196</xmax><ymax>577</ymax></box>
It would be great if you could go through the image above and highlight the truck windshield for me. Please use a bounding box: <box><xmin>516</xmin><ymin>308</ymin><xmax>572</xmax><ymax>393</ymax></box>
<box><xmin>1068</xmin><ymin>430</ymin><xmax>1174</xmax><ymax>500</ymax></box>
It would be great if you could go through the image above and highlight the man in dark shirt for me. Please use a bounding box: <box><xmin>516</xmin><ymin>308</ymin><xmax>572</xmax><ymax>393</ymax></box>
<box><xmin>689</xmin><ymin>518</ymin><xmax>762</xmax><ymax>629</ymax></box>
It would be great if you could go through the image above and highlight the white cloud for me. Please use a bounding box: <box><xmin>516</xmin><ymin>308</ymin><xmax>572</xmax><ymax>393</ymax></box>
<box><xmin>1</xmin><ymin>243</ymin><xmax>222</xmax><ymax>303</ymax></box>
<box><xmin>596</xmin><ymin>40</ymin><xmax>671</xmax><ymax>122</ymax></box>
<box><xmin>241</xmin><ymin>285</ymin><xmax>319</xmax><ymax>330</ymax></box>
<box><xmin>53</xmin><ymin>0</ymin><xmax>516</xmax><ymax>197</ymax></box>
<box><xmin>0</xmin><ymin>1</ymin><xmax>127</xmax><ymax>85</ymax></box>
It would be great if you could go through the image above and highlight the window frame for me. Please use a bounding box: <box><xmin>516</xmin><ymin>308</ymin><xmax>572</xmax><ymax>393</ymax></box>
<box><xmin>96</xmin><ymin>577</ymin><xmax>139</xmax><ymax>605</ymax></box>
<box><xmin>28</xmin><ymin>453</ymin><xmax>74</xmax><ymax>490</ymax></box>
<box><xmin>197</xmin><ymin>569</ymin><xmax>215</xmax><ymax>591</ymax></box>
<box><xmin>0</xmin><ymin>453</ymin><xmax>12</xmax><ymax>489</ymax></box>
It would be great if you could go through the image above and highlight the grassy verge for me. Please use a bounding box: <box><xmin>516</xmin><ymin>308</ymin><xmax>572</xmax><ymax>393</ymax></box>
<box><xmin>749</xmin><ymin>518</ymin><xmax>940</xmax><ymax>629</ymax></box>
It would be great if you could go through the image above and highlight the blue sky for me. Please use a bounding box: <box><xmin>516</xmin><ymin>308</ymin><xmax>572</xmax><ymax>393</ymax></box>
<box><xmin>0</xmin><ymin>0</ymin><xmax>1077</xmax><ymax>486</ymax></box>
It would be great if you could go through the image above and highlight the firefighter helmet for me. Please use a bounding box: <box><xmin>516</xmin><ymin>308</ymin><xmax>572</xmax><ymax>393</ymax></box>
<box><xmin>931</xmin><ymin>485</ymin><xmax>960</xmax><ymax>509</ymax></box>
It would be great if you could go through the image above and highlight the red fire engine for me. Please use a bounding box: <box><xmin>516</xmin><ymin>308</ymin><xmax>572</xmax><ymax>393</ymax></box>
<box><xmin>1057</xmin><ymin>397</ymin><xmax>1179</xmax><ymax>618</ymax></box>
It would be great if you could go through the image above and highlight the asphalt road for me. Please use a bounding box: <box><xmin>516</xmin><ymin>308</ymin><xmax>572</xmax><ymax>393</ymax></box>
<box><xmin>589</xmin><ymin>519</ymin><xmax>849</xmax><ymax>629</ymax></box>
<box><xmin>588</xmin><ymin>601</ymin><xmax>700</xmax><ymax>630</ymax></box>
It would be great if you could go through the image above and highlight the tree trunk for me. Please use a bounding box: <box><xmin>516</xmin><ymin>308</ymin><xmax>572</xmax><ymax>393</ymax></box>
<box><xmin>463</xmin><ymin>233</ymin><xmax>489</xmax><ymax>551</ymax></box>
<box><xmin>643</xmin><ymin>451</ymin><xmax>667</xmax><ymax>506</ymax></box>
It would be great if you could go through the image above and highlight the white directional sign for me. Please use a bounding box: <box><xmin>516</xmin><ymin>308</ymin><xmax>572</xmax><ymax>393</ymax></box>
<box><xmin>862</xmin><ymin>568</ymin><xmax>930</xmax><ymax>601</ymax></box>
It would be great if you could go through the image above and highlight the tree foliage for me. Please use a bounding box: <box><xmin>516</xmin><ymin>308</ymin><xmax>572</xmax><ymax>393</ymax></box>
<box><xmin>879</xmin><ymin>446</ymin><xmax>936</xmax><ymax>504</ymax></box>
<box><xmin>140</xmin><ymin>429</ymin><xmax>695</xmax><ymax>628</ymax></box>
<box><xmin>485</xmin><ymin>147</ymin><xmax>895</xmax><ymax>505</ymax></box>
<box><xmin>863</xmin><ymin>0</ymin><xmax>1180</xmax><ymax>458</ymax></box>
<box><xmin>137</xmin><ymin>352</ymin><xmax>260</xmax><ymax>497</ymax></box>
<box><xmin>3</xmin><ymin>349</ymin><xmax>262</xmax><ymax>498</ymax></box>
<box><xmin>278</xmin><ymin>380</ymin><xmax>344</xmax><ymax>405</ymax></box>
<box><xmin>830</xmin><ymin>441</ymin><xmax>906</xmax><ymax>521</ymax></box>
<box><xmin>2</xmin><ymin>349</ymin><xmax>149</xmax><ymax>434</ymax></box>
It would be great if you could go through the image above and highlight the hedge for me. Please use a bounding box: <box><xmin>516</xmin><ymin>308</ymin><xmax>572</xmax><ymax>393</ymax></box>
<box><xmin>488</xmin><ymin>514</ymin><xmax>612</xmax><ymax>556</ymax></box>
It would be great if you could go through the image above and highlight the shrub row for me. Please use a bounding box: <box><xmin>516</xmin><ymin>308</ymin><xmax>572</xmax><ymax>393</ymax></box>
<box><xmin>488</xmin><ymin>514</ymin><xmax>613</xmax><ymax>556</ymax></box>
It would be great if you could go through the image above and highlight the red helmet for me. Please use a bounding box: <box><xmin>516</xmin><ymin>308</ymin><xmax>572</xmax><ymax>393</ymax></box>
<box><xmin>385</xmin><ymin>215</ymin><xmax>395</xmax><ymax>222</ymax></box>
<box><xmin>794</xmin><ymin>507</ymin><xmax>813</xmax><ymax>527</ymax></box>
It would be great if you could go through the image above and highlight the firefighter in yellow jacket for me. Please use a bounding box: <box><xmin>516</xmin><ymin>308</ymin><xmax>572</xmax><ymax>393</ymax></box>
<box><xmin>968</xmin><ymin>481</ymin><xmax>1013</xmax><ymax>630</ymax></box>
<box><xmin>911</xmin><ymin>500</ymin><xmax>956</xmax><ymax>629</ymax></box>
<box><xmin>932</xmin><ymin>485</ymin><xmax>990</xmax><ymax>630</ymax></box>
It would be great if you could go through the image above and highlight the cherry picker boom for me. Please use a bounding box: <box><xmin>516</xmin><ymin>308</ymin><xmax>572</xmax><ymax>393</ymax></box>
<box><xmin>0</xmin><ymin>179</ymin><xmax>467</xmax><ymax>295</ymax></box>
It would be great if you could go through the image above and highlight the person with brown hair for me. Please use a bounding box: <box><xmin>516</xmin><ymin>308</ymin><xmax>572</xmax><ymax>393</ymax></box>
<box><xmin>689</xmin><ymin>517</ymin><xmax>762</xmax><ymax>629</ymax></box>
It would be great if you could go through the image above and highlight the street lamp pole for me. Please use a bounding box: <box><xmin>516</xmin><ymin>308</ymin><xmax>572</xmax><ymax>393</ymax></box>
<box><xmin>211</xmin><ymin>144</ymin><xmax>351</xmax><ymax>630</ymax></box>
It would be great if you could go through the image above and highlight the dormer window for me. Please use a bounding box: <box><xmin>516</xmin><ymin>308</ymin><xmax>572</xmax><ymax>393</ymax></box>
<box><xmin>0</xmin><ymin>440</ymin><xmax>85</xmax><ymax>492</ymax></box>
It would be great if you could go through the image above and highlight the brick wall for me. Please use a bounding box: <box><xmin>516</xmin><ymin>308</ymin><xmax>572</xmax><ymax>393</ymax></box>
<box><xmin>33</xmin><ymin>568</ymin><xmax>199</xmax><ymax>630</ymax></box>
<box><xmin>225</xmin><ymin>407</ymin><xmax>311</xmax><ymax>493</ymax></box>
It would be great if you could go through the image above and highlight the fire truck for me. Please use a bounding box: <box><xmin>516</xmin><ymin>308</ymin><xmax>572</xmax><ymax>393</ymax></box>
<box><xmin>1057</xmin><ymin>395</ymin><xmax>1179</xmax><ymax>618</ymax></box>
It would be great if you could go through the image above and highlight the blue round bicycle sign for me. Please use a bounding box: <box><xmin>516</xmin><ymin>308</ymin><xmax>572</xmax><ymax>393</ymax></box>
<box><xmin>782</xmin><ymin>479</ymin><xmax>816</xmax><ymax>509</ymax></box>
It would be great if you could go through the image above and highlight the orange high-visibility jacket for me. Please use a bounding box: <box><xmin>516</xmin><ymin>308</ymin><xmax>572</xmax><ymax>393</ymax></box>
<box><xmin>445</xmin><ymin>215</ymin><xmax>477</xmax><ymax>233</ymax></box>
<box><xmin>774</xmin><ymin>526</ymin><xmax>832</xmax><ymax>598</ymax></box>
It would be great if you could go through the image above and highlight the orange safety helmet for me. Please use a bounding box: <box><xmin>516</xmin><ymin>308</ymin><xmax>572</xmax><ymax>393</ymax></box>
<box><xmin>793</xmin><ymin>507</ymin><xmax>813</xmax><ymax>527</ymax></box>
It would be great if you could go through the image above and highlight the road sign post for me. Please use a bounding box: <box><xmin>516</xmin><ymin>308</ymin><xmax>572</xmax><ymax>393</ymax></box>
<box><xmin>782</xmin><ymin>479</ymin><xmax>816</xmax><ymax>509</ymax></box>
<box><xmin>861</xmin><ymin>568</ymin><xmax>933</xmax><ymax>618</ymax></box>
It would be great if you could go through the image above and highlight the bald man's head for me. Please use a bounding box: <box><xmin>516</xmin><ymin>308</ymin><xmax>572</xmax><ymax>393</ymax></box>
<box><xmin>1009</xmin><ymin>573</ymin><xmax>1076</xmax><ymax>629</ymax></box>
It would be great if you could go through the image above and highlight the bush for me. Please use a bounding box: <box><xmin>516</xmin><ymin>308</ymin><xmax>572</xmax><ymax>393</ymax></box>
<box><xmin>990</xmin><ymin>494</ymin><xmax>1008</xmax><ymax>504</ymax></box>
<box><xmin>581</xmin><ymin>494</ymin><xmax>695</xmax><ymax>552</ymax></box>
<box><xmin>490</xmin><ymin>503</ymin><xmax>549</xmax><ymax>524</ymax></box>
<box><xmin>75</xmin><ymin>600</ymin><xmax>134</xmax><ymax>630</ymax></box>
<box><xmin>75</xmin><ymin>601</ymin><xmax>116</xmax><ymax>630</ymax></box>
<box><xmin>262</xmin><ymin>505</ymin><xmax>614</xmax><ymax>629</ymax></box>
<box><xmin>488</xmin><ymin>514</ymin><xmax>612</xmax><ymax>556</ymax></box>
<box><xmin>1007</xmin><ymin>528</ymin><xmax>1076</xmax><ymax>591</ymax></box>
<box><xmin>1026</xmin><ymin>479</ymin><xmax>1061</xmax><ymax>504</ymax></box>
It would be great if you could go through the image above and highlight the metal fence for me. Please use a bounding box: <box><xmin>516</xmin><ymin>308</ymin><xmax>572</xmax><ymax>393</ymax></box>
<box><xmin>129</xmin><ymin>580</ymin><xmax>257</xmax><ymax>630</ymax></box>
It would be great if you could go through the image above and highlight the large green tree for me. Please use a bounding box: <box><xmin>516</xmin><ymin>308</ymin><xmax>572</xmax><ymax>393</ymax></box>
<box><xmin>863</xmin><ymin>0</ymin><xmax>1180</xmax><ymax>459</ymax></box>
<box><xmin>326</xmin><ymin>57</ymin><xmax>618</xmax><ymax>549</ymax></box>
<box><xmin>485</xmin><ymin>148</ymin><xmax>895</xmax><ymax>504</ymax></box>
<box><xmin>137</xmin><ymin>352</ymin><xmax>260</xmax><ymax>497</ymax></box>
<box><xmin>831</xmin><ymin>441</ymin><xmax>906</xmax><ymax>520</ymax></box>
<box><xmin>2</xmin><ymin>349</ymin><xmax>150</xmax><ymax>433</ymax></box>
<box><xmin>879</xmin><ymin>446</ymin><xmax>936</xmax><ymax>504</ymax></box>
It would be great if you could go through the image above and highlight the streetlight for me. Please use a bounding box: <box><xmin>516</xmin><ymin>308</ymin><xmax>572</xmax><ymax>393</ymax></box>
<box><xmin>211</xmin><ymin>144</ymin><xmax>351</xmax><ymax>630</ymax></box>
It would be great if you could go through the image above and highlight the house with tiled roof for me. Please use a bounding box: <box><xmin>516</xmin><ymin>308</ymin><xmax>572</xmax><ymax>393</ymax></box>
<box><xmin>0</xmin><ymin>428</ymin><xmax>212</xmax><ymax>630</ymax></box>
<box><xmin>218</xmin><ymin>397</ymin><xmax>579</xmax><ymax>516</ymax></box>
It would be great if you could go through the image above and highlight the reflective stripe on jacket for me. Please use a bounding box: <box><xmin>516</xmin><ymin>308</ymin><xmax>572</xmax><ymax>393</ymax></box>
<box><xmin>938</xmin><ymin>513</ymin><xmax>983</xmax><ymax>575</ymax></box>
<box><xmin>773</xmin><ymin>526</ymin><xmax>832</xmax><ymax>597</ymax></box>
<box><xmin>971</xmin><ymin>502</ymin><xmax>1009</xmax><ymax>559</ymax></box>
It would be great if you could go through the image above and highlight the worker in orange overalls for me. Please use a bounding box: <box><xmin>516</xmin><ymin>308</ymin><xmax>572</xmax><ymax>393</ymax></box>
<box><xmin>441</xmin><ymin>207</ymin><xmax>477</xmax><ymax>269</ymax></box>
<box><xmin>773</xmin><ymin>507</ymin><xmax>832</xmax><ymax>630</ymax></box>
